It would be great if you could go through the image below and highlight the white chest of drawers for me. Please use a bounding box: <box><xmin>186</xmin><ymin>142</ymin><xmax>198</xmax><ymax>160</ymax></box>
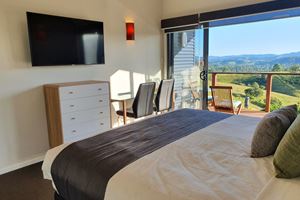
<box><xmin>44</xmin><ymin>81</ymin><xmax>111</xmax><ymax>148</ymax></box>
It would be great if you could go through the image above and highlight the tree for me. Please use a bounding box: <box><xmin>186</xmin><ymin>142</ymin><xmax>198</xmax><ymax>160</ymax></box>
<box><xmin>289</xmin><ymin>65</ymin><xmax>300</xmax><ymax>72</ymax></box>
<box><xmin>252</xmin><ymin>82</ymin><xmax>260</xmax><ymax>89</ymax></box>
<box><xmin>244</xmin><ymin>82</ymin><xmax>263</xmax><ymax>98</ymax></box>
<box><xmin>272</xmin><ymin>64</ymin><xmax>283</xmax><ymax>72</ymax></box>
<box><xmin>269</xmin><ymin>97</ymin><xmax>283</xmax><ymax>112</ymax></box>
<box><xmin>221</xmin><ymin>66</ymin><xmax>230</xmax><ymax>72</ymax></box>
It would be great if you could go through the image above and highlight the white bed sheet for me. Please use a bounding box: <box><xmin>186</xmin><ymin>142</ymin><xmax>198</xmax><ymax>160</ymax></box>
<box><xmin>42</xmin><ymin>143</ymin><xmax>70</xmax><ymax>180</ymax></box>
<box><xmin>42</xmin><ymin>115</ymin><xmax>300</xmax><ymax>200</ymax></box>
<box><xmin>256</xmin><ymin>177</ymin><xmax>300</xmax><ymax>200</ymax></box>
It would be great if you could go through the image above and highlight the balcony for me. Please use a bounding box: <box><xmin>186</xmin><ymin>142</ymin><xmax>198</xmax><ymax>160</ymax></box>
<box><xmin>209</xmin><ymin>72</ymin><xmax>300</xmax><ymax>117</ymax></box>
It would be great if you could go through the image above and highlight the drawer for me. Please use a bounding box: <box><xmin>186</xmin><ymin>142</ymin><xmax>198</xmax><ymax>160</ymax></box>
<box><xmin>62</xmin><ymin>107</ymin><xmax>110</xmax><ymax>125</ymax></box>
<box><xmin>64</xmin><ymin>130</ymin><xmax>107</xmax><ymax>143</ymax></box>
<box><xmin>59</xmin><ymin>83</ymin><xmax>109</xmax><ymax>100</ymax></box>
<box><xmin>60</xmin><ymin>95</ymin><xmax>109</xmax><ymax>113</ymax></box>
<box><xmin>63</xmin><ymin>119</ymin><xmax>110</xmax><ymax>142</ymax></box>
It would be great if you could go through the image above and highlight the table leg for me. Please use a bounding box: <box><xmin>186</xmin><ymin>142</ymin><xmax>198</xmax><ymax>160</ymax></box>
<box><xmin>122</xmin><ymin>100</ymin><xmax>127</xmax><ymax>125</ymax></box>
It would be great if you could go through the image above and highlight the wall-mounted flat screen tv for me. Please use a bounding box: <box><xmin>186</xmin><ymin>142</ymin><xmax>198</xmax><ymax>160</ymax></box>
<box><xmin>27</xmin><ymin>12</ymin><xmax>105</xmax><ymax>66</ymax></box>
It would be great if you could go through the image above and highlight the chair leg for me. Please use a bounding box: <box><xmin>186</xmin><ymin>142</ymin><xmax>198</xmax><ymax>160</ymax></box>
<box><xmin>117</xmin><ymin>115</ymin><xmax>120</xmax><ymax>126</ymax></box>
<box><xmin>236</xmin><ymin>104</ymin><xmax>242</xmax><ymax>115</ymax></box>
<box><xmin>117</xmin><ymin>115</ymin><xmax>125</xmax><ymax>126</ymax></box>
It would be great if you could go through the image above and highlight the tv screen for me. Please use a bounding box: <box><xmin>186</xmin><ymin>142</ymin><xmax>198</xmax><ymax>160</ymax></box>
<box><xmin>26</xmin><ymin>12</ymin><xmax>105</xmax><ymax>66</ymax></box>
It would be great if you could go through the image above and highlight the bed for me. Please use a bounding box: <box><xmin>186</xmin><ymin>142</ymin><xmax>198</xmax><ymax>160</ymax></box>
<box><xmin>42</xmin><ymin>109</ymin><xmax>300</xmax><ymax>200</ymax></box>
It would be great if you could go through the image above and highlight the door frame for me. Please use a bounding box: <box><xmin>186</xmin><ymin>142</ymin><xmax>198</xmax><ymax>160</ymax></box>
<box><xmin>166</xmin><ymin>28</ymin><xmax>209</xmax><ymax>110</ymax></box>
<box><xmin>202</xmin><ymin>28</ymin><xmax>209</xmax><ymax>110</ymax></box>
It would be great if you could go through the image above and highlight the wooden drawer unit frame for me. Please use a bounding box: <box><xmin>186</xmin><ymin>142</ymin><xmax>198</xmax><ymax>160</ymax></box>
<box><xmin>44</xmin><ymin>81</ymin><xmax>112</xmax><ymax>148</ymax></box>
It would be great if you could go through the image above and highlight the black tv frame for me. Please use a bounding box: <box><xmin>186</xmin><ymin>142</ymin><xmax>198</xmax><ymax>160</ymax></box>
<box><xmin>26</xmin><ymin>12</ymin><xmax>105</xmax><ymax>67</ymax></box>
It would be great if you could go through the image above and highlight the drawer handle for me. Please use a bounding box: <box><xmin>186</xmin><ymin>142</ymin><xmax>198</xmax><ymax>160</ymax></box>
<box><xmin>100</xmin><ymin>123</ymin><xmax>104</xmax><ymax>125</ymax></box>
<box><xmin>71</xmin><ymin>117</ymin><xmax>76</xmax><ymax>120</ymax></box>
<box><xmin>98</xmin><ymin>88</ymin><xmax>102</xmax><ymax>91</ymax></box>
<box><xmin>69</xmin><ymin>91</ymin><xmax>74</xmax><ymax>94</ymax></box>
<box><xmin>69</xmin><ymin>105</ymin><xmax>75</xmax><ymax>107</ymax></box>
<box><xmin>99</xmin><ymin>100</ymin><xmax>103</xmax><ymax>103</ymax></box>
<box><xmin>100</xmin><ymin>112</ymin><xmax>103</xmax><ymax>114</ymax></box>
<box><xmin>72</xmin><ymin>130</ymin><xmax>77</xmax><ymax>133</ymax></box>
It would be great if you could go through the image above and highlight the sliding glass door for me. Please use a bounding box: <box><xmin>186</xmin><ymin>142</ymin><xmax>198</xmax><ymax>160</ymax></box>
<box><xmin>167</xmin><ymin>28</ymin><xmax>208</xmax><ymax>110</ymax></box>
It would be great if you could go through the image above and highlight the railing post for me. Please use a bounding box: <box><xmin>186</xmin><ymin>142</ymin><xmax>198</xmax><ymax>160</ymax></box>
<box><xmin>212</xmin><ymin>73</ymin><xmax>217</xmax><ymax>86</ymax></box>
<box><xmin>265</xmin><ymin>74</ymin><xmax>273</xmax><ymax>112</ymax></box>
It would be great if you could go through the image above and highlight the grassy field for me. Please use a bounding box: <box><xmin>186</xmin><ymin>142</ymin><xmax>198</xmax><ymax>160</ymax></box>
<box><xmin>208</xmin><ymin>74</ymin><xmax>300</xmax><ymax>111</ymax></box>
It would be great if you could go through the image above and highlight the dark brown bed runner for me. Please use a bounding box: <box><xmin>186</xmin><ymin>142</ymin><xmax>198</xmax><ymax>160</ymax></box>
<box><xmin>51</xmin><ymin>109</ymin><xmax>231</xmax><ymax>200</ymax></box>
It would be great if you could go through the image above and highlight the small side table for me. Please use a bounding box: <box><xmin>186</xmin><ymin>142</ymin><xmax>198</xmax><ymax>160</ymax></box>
<box><xmin>111</xmin><ymin>95</ymin><xmax>134</xmax><ymax>125</ymax></box>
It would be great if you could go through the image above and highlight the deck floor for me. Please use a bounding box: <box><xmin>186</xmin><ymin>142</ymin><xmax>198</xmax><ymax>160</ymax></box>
<box><xmin>208</xmin><ymin>107</ymin><xmax>267</xmax><ymax>118</ymax></box>
<box><xmin>239</xmin><ymin>110</ymin><xmax>267</xmax><ymax>118</ymax></box>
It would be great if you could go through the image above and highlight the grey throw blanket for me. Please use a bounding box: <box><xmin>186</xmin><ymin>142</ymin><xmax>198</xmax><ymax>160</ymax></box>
<box><xmin>51</xmin><ymin>109</ymin><xmax>231</xmax><ymax>200</ymax></box>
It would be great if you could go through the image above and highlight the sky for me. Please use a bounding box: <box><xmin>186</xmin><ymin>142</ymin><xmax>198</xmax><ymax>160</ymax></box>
<box><xmin>209</xmin><ymin>16</ymin><xmax>300</xmax><ymax>56</ymax></box>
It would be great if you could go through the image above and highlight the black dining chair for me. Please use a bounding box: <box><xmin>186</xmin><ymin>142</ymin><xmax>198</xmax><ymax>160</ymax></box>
<box><xmin>154</xmin><ymin>79</ymin><xmax>174</xmax><ymax>114</ymax></box>
<box><xmin>116</xmin><ymin>82</ymin><xmax>156</xmax><ymax>123</ymax></box>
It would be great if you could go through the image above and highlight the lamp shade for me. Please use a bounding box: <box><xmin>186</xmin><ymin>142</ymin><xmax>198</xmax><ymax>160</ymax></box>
<box><xmin>126</xmin><ymin>22</ymin><xmax>135</xmax><ymax>40</ymax></box>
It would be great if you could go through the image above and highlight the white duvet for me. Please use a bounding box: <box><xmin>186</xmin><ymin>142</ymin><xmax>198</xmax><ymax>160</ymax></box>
<box><xmin>42</xmin><ymin>115</ymin><xmax>300</xmax><ymax>200</ymax></box>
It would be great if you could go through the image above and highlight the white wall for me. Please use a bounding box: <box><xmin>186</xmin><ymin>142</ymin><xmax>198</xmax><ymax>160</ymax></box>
<box><xmin>0</xmin><ymin>0</ymin><xmax>277</xmax><ymax>174</ymax></box>
<box><xmin>163</xmin><ymin>0</ymin><xmax>272</xmax><ymax>18</ymax></box>
<box><xmin>0</xmin><ymin>0</ymin><xmax>163</xmax><ymax>174</ymax></box>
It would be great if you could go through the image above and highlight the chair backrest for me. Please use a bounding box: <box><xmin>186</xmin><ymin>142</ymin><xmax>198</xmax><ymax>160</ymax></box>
<box><xmin>210</xmin><ymin>86</ymin><xmax>234</xmax><ymax>109</ymax></box>
<box><xmin>155</xmin><ymin>79</ymin><xmax>174</xmax><ymax>112</ymax></box>
<box><xmin>132</xmin><ymin>82</ymin><xmax>156</xmax><ymax>118</ymax></box>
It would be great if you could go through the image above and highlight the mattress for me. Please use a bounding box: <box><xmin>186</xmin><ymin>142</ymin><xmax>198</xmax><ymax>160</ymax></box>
<box><xmin>42</xmin><ymin>112</ymin><xmax>299</xmax><ymax>200</ymax></box>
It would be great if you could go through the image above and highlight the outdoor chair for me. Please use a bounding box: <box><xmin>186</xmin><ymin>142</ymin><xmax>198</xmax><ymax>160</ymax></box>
<box><xmin>210</xmin><ymin>86</ymin><xmax>242</xmax><ymax>115</ymax></box>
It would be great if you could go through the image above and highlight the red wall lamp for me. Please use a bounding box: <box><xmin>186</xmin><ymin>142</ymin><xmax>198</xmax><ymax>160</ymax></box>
<box><xmin>126</xmin><ymin>22</ymin><xmax>135</xmax><ymax>40</ymax></box>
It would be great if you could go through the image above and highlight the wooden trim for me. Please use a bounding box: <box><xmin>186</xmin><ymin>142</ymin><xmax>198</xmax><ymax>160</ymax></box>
<box><xmin>44</xmin><ymin>86</ymin><xmax>63</xmax><ymax>147</ymax></box>
<box><xmin>265</xmin><ymin>74</ymin><xmax>273</xmax><ymax>112</ymax></box>
<box><xmin>44</xmin><ymin>80</ymin><xmax>109</xmax><ymax>88</ymax></box>
<box><xmin>210</xmin><ymin>86</ymin><xmax>232</xmax><ymax>90</ymax></box>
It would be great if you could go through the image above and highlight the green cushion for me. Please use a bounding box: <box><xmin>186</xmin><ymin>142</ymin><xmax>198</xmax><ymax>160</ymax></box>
<box><xmin>274</xmin><ymin>115</ymin><xmax>300</xmax><ymax>179</ymax></box>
